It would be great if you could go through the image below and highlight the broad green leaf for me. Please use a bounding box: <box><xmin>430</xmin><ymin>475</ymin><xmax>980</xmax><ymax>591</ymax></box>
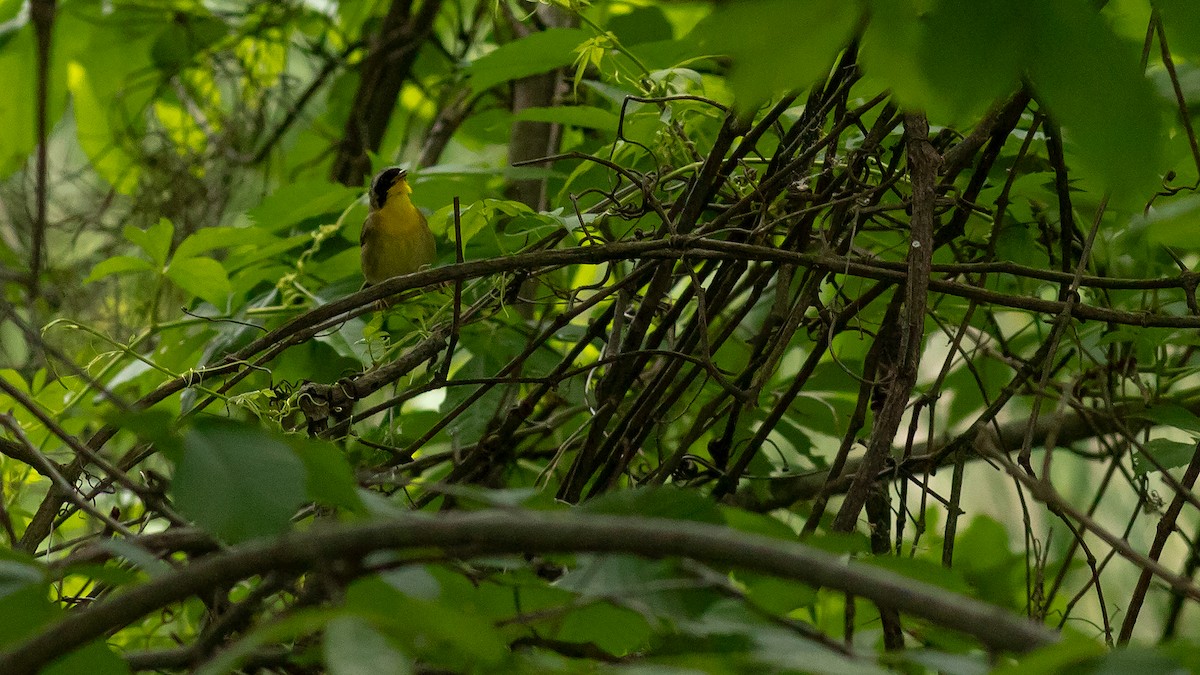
<box><xmin>346</xmin><ymin>577</ymin><xmax>506</xmax><ymax>666</ymax></box>
<box><xmin>1134</xmin><ymin>438</ymin><xmax>1198</xmax><ymax>476</ymax></box>
<box><xmin>85</xmin><ymin>255</ymin><xmax>156</xmax><ymax>283</ymax></box>
<box><xmin>175</xmin><ymin>418</ymin><xmax>307</xmax><ymax>543</ymax></box>
<box><xmin>0</xmin><ymin>321</ymin><xmax>28</xmax><ymax>365</ymax></box>
<box><xmin>900</xmin><ymin>650</ymin><xmax>991</xmax><ymax>675</ymax></box>
<box><xmin>174</xmin><ymin>226</ymin><xmax>274</xmax><ymax>261</ymax></box>
<box><xmin>866</xmin><ymin>556</ymin><xmax>973</xmax><ymax>596</ymax></box>
<box><xmin>580</xmin><ymin>486</ymin><xmax>723</xmax><ymax>523</ymax></box>
<box><xmin>607</xmin><ymin>5</ymin><xmax>674</xmax><ymax>45</ymax></box>
<box><xmin>289</xmin><ymin>438</ymin><xmax>366</xmax><ymax>513</ymax></box>
<box><xmin>441</xmin><ymin>329</ymin><xmax>526</xmax><ymax>445</ymax></box>
<box><xmin>1089</xmin><ymin>647</ymin><xmax>1189</xmax><ymax>675</ymax></box>
<box><xmin>1135</xmin><ymin>404</ymin><xmax>1200</xmax><ymax>436</ymax></box>
<box><xmin>1132</xmin><ymin>194</ymin><xmax>1200</xmax><ymax>248</ymax></box>
<box><xmin>465</xmin><ymin>28</ymin><xmax>590</xmax><ymax>95</ymax></box>
<box><xmin>0</xmin><ymin>30</ymin><xmax>40</xmax><ymax>177</ymax></box>
<box><xmin>325</xmin><ymin>615</ymin><xmax>413</xmax><ymax>675</ymax></box>
<box><xmin>43</xmin><ymin>640</ymin><xmax>131</xmax><ymax>675</ymax></box>
<box><xmin>0</xmin><ymin>0</ymin><xmax>20</xmax><ymax>24</ymax></box>
<box><xmin>223</xmin><ymin>234</ymin><xmax>311</xmax><ymax>271</ymax></box>
<box><xmin>916</xmin><ymin>0</ymin><xmax>1029</xmax><ymax>123</ymax></box>
<box><xmin>860</xmin><ymin>0</ymin><xmax>935</xmax><ymax>110</ymax></box>
<box><xmin>721</xmin><ymin>507</ymin><xmax>805</xmax><ymax>543</ymax></box>
<box><xmin>194</xmin><ymin>608</ymin><xmax>335</xmax><ymax>675</ymax></box>
<box><xmin>248</xmin><ymin>181</ymin><xmax>361</xmax><ymax>232</ymax></box>
<box><xmin>1028</xmin><ymin>1</ymin><xmax>1164</xmax><ymax>199</ymax></box>
<box><xmin>556</xmin><ymin>601</ymin><xmax>652</xmax><ymax>656</ymax></box>
<box><xmin>514</xmin><ymin>105</ymin><xmax>620</xmax><ymax>132</ymax></box>
<box><xmin>685</xmin><ymin>600</ymin><xmax>884</xmax><ymax>674</ymax></box>
<box><xmin>735</xmin><ymin>572</ymin><xmax>818</xmax><ymax>615</ymax></box>
<box><xmin>1157</xmin><ymin>0</ymin><xmax>1200</xmax><ymax>63</ymax></box>
<box><xmin>954</xmin><ymin>516</ymin><xmax>1022</xmax><ymax>608</ymax></box>
<box><xmin>66</xmin><ymin>45</ymin><xmax>143</xmax><ymax>190</ymax></box>
<box><xmin>695</xmin><ymin>0</ymin><xmax>862</xmax><ymax>108</ymax></box>
<box><xmin>166</xmin><ymin>256</ymin><xmax>232</xmax><ymax>308</ymax></box>
<box><xmin>312</xmin><ymin>247</ymin><xmax>363</xmax><ymax>283</ymax></box>
<box><xmin>0</xmin><ymin>584</ymin><xmax>56</xmax><ymax>649</ymax></box>
<box><xmin>93</xmin><ymin>539</ymin><xmax>173</xmax><ymax>578</ymax></box>
<box><xmin>124</xmin><ymin>218</ymin><xmax>174</xmax><ymax>268</ymax></box>
<box><xmin>0</xmin><ymin>559</ymin><xmax>45</xmax><ymax>602</ymax></box>
<box><xmin>991</xmin><ymin>634</ymin><xmax>1106</xmax><ymax>675</ymax></box>
<box><xmin>380</xmin><ymin>565</ymin><xmax>441</xmax><ymax>602</ymax></box>
<box><xmin>555</xmin><ymin>554</ymin><xmax>707</xmax><ymax>627</ymax></box>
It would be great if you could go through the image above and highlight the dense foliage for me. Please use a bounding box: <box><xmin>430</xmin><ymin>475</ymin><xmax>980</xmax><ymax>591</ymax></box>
<box><xmin>3</xmin><ymin>0</ymin><xmax>1200</xmax><ymax>672</ymax></box>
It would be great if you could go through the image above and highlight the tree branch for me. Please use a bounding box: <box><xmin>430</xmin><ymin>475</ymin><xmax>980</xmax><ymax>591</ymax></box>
<box><xmin>0</xmin><ymin>511</ymin><xmax>1058</xmax><ymax>673</ymax></box>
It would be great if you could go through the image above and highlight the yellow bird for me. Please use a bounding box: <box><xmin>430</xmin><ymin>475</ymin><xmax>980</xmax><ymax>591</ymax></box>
<box><xmin>360</xmin><ymin>167</ymin><xmax>436</xmax><ymax>286</ymax></box>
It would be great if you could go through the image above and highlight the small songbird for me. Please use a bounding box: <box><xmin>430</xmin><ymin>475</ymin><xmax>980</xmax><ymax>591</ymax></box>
<box><xmin>360</xmin><ymin>167</ymin><xmax>436</xmax><ymax>286</ymax></box>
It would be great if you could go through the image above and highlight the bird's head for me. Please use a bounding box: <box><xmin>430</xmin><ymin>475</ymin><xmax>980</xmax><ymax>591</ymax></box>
<box><xmin>369</xmin><ymin>167</ymin><xmax>409</xmax><ymax>209</ymax></box>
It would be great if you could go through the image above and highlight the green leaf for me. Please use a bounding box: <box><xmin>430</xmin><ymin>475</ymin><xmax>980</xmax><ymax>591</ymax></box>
<box><xmin>441</xmin><ymin>329</ymin><xmax>526</xmax><ymax>445</ymax></box>
<box><xmin>194</xmin><ymin>608</ymin><xmax>334</xmax><ymax>675</ymax></box>
<box><xmin>84</xmin><ymin>255</ymin><xmax>156</xmax><ymax>283</ymax></box>
<box><xmin>289</xmin><ymin>438</ymin><xmax>366</xmax><ymax>513</ymax></box>
<box><xmin>1135</xmin><ymin>404</ymin><xmax>1200</xmax><ymax>436</ymax></box>
<box><xmin>954</xmin><ymin>516</ymin><xmax>1022</xmax><ymax>608</ymax></box>
<box><xmin>916</xmin><ymin>0</ymin><xmax>1029</xmax><ymax>123</ymax></box>
<box><xmin>106</xmin><ymin>408</ymin><xmax>183</xmax><ymax>459</ymax></box>
<box><xmin>1028</xmin><ymin>1</ymin><xmax>1164</xmax><ymax>199</ymax></box>
<box><xmin>175</xmin><ymin>418</ymin><xmax>307</xmax><ymax>543</ymax></box>
<box><xmin>899</xmin><ymin>650</ymin><xmax>991</xmax><ymax>675</ymax></box>
<box><xmin>166</xmin><ymin>256</ymin><xmax>232</xmax><ymax>308</ymax></box>
<box><xmin>0</xmin><ymin>558</ymin><xmax>45</xmax><ymax>602</ymax></box>
<box><xmin>696</xmin><ymin>0</ymin><xmax>862</xmax><ymax>108</ymax></box>
<box><xmin>991</xmin><ymin>633</ymin><xmax>1106</xmax><ymax>675</ymax></box>
<box><xmin>1134</xmin><ymin>438</ymin><xmax>1198</xmax><ymax>476</ymax></box>
<box><xmin>736</xmin><ymin>572</ymin><xmax>817</xmax><ymax>615</ymax></box>
<box><xmin>1131</xmin><ymin>194</ymin><xmax>1200</xmax><ymax>249</ymax></box>
<box><xmin>346</xmin><ymin>577</ymin><xmax>506</xmax><ymax>666</ymax></box>
<box><xmin>66</xmin><ymin>60</ymin><xmax>137</xmax><ymax>192</ymax></box>
<box><xmin>1157</xmin><ymin>0</ymin><xmax>1200</xmax><ymax>63</ymax></box>
<box><xmin>860</xmin><ymin>0</ymin><xmax>933</xmax><ymax>110</ymax></box>
<box><xmin>44</xmin><ymin>640</ymin><xmax>131</xmax><ymax>675</ymax></box>
<box><xmin>581</xmin><ymin>486</ymin><xmax>723</xmax><ymax>523</ymax></box>
<box><xmin>556</xmin><ymin>601</ymin><xmax>652</xmax><ymax>656</ymax></box>
<box><xmin>866</xmin><ymin>556</ymin><xmax>973</xmax><ymax>596</ymax></box>
<box><xmin>380</xmin><ymin>565</ymin><xmax>441</xmax><ymax>602</ymax></box>
<box><xmin>465</xmin><ymin>28</ymin><xmax>590</xmax><ymax>95</ymax></box>
<box><xmin>0</xmin><ymin>29</ymin><xmax>40</xmax><ymax>177</ymax></box>
<box><xmin>0</xmin><ymin>0</ymin><xmax>21</xmax><ymax>24</ymax></box>
<box><xmin>93</xmin><ymin>539</ymin><xmax>173</xmax><ymax>578</ymax></box>
<box><xmin>325</xmin><ymin>615</ymin><xmax>413</xmax><ymax>675</ymax></box>
<box><xmin>0</xmin><ymin>584</ymin><xmax>56</xmax><ymax>649</ymax></box>
<box><xmin>124</xmin><ymin>218</ymin><xmax>174</xmax><ymax>268</ymax></box>
<box><xmin>607</xmin><ymin>5</ymin><xmax>674</xmax><ymax>46</ymax></box>
<box><xmin>514</xmin><ymin>105</ymin><xmax>620</xmax><ymax>132</ymax></box>
<box><xmin>1090</xmin><ymin>647</ymin><xmax>1189</xmax><ymax>675</ymax></box>
<box><xmin>247</xmin><ymin>181</ymin><xmax>361</xmax><ymax>232</ymax></box>
<box><xmin>174</xmin><ymin>226</ymin><xmax>274</xmax><ymax>261</ymax></box>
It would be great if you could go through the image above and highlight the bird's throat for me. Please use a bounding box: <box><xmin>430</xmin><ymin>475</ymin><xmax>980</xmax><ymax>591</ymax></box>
<box><xmin>379</xmin><ymin>181</ymin><xmax>421</xmax><ymax>237</ymax></box>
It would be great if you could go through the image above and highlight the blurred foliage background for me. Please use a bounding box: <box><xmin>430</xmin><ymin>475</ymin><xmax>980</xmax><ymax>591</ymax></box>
<box><xmin>3</xmin><ymin>0</ymin><xmax>1200</xmax><ymax>672</ymax></box>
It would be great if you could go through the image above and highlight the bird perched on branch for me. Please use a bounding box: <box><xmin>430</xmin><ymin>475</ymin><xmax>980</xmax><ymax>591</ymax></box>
<box><xmin>360</xmin><ymin>167</ymin><xmax>436</xmax><ymax>287</ymax></box>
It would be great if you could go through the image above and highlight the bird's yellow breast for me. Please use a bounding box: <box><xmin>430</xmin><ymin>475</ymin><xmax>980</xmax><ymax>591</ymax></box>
<box><xmin>360</xmin><ymin>178</ymin><xmax>436</xmax><ymax>285</ymax></box>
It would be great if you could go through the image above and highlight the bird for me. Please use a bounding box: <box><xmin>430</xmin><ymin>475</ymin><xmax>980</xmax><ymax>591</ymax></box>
<box><xmin>360</xmin><ymin>167</ymin><xmax>436</xmax><ymax>287</ymax></box>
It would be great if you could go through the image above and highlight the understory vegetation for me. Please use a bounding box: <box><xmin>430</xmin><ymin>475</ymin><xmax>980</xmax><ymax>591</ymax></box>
<box><xmin>3</xmin><ymin>0</ymin><xmax>1200</xmax><ymax>672</ymax></box>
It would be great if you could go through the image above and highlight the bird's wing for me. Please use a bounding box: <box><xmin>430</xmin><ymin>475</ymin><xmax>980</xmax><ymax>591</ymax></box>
<box><xmin>360</xmin><ymin>211</ymin><xmax>378</xmax><ymax>249</ymax></box>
